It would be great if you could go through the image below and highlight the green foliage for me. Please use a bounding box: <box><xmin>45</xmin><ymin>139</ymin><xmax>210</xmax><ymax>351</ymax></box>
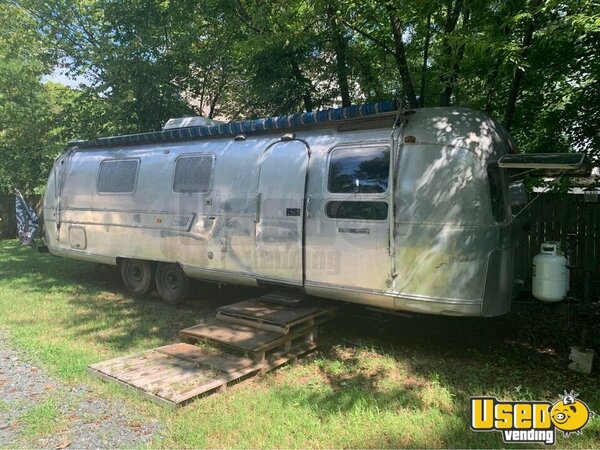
<box><xmin>0</xmin><ymin>2</ymin><xmax>54</xmax><ymax>193</ymax></box>
<box><xmin>0</xmin><ymin>0</ymin><xmax>598</xmax><ymax>192</ymax></box>
<box><xmin>0</xmin><ymin>2</ymin><xmax>121</xmax><ymax>193</ymax></box>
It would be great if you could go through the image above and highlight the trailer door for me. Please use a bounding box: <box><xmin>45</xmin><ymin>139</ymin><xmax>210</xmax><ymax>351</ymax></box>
<box><xmin>304</xmin><ymin>144</ymin><xmax>392</xmax><ymax>293</ymax></box>
<box><xmin>254</xmin><ymin>140</ymin><xmax>309</xmax><ymax>285</ymax></box>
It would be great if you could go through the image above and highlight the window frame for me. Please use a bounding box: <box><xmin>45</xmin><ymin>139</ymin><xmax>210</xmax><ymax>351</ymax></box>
<box><xmin>96</xmin><ymin>157</ymin><xmax>140</xmax><ymax>196</ymax></box>
<box><xmin>486</xmin><ymin>162</ymin><xmax>508</xmax><ymax>223</ymax></box>
<box><xmin>326</xmin><ymin>143</ymin><xmax>391</xmax><ymax>196</ymax></box>
<box><xmin>171</xmin><ymin>153</ymin><xmax>216</xmax><ymax>195</ymax></box>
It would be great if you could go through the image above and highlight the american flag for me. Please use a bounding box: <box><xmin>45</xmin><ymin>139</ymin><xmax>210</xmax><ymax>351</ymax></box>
<box><xmin>15</xmin><ymin>189</ymin><xmax>39</xmax><ymax>246</ymax></box>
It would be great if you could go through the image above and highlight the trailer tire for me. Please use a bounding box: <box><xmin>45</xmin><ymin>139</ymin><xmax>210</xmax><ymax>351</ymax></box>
<box><xmin>155</xmin><ymin>263</ymin><xmax>189</xmax><ymax>305</ymax></box>
<box><xmin>120</xmin><ymin>259</ymin><xmax>153</xmax><ymax>297</ymax></box>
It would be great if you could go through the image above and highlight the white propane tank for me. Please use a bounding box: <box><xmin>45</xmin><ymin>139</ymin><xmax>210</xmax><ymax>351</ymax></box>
<box><xmin>532</xmin><ymin>242</ymin><xmax>569</xmax><ymax>302</ymax></box>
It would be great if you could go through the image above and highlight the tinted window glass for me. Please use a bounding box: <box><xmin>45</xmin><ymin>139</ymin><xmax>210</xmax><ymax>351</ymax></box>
<box><xmin>98</xmin><ymin>159</ymin><xmax>139</xmax><ymax>193</ymax></box>
<box><xmin>508</xmin><ymin>180</ymin><xmax>528</xmax><ymax>214</ymax></box>
<box><xmin>329</xmin><ymin>147</ymin><xmax>389</xmax><ymax>193</ymax></box>
<box><xmin>487</xmin><ymin>163</ymin><xmax>506</xmax><ymax>222</ymax></box>
<box><xmin>326</xmin><ymin>201</ymin><xmax>388</xmax><ymax>220</ymax></box>
<box><xmin>173</xmin><ymin>155</ymin><xmax>213</xmax><ymax>193</ymax></box>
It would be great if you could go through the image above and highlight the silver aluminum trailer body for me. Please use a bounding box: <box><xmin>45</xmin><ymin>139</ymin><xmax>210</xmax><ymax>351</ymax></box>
<box><xmin>43</xmin><ymin>106</ymin><xmax>519</xmax><ymax>317</ymax></box>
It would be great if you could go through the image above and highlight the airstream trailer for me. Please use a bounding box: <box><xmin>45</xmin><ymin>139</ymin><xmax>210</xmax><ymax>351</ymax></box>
<box><xmin>43</xmin><ymin>101</ymin><xmax>580</xmax><ymax>317</ymax></box>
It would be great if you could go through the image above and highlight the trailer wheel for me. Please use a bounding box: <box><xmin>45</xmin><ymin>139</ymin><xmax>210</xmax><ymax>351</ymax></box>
<box><xmin>155</xmin><ymin>263</ymin><xmax>189</xmax><ymax>305</ymax></box>
<box><xmin>120</xmin><ymin>259</ymin><xmax>153</xmax><ymax>297</ymax></box>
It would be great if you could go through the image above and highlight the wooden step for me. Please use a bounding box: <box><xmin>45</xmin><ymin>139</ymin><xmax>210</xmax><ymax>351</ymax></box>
<box><xmin>216</xmin><ymin>297</ymin><xmax>336</xmax><ymax>334</ymax></box>
<box><xmin>156</xmin><ymin>343</ymin><xmax>255</xmax><ymax>373</ymax></box>
<box><xmin>180</xmin><ymin>319</ymin><xmax>315</xmax><ymax>354</ymax></box>
<box><xmin>88</xmin><ymin>342</ymin><xmax>316</xmax><ymax>408</ymax></box>
<box><xmin>260</xmin><ymin>291</ymin><xmax>303</xmax><ymax>307</ymax></box>
<box><xmin>89</xmin><ymin>299</ymin><xmax>336</xmax><ymax>408</ymax></box>
<box><xmin>89</xmin><ymin>348</ymin><xmax>259</xmax><ymax>408</ymax></box>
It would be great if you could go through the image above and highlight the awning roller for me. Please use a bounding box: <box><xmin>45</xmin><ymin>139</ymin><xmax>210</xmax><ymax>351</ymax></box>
<box><xmin>498</xmin><ymin>153</ymin><xmax>590</xmax><ymax>174</ymax></box>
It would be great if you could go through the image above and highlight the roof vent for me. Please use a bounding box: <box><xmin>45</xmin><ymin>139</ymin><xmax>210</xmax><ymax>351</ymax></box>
<box><xmin>163</xmin><ymin>116</ymin><xmax>224</xmax><ymax>130</ymax></box>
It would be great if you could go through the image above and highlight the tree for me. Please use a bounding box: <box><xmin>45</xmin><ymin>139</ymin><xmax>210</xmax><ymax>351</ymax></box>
<box><xmin>0</xmin><ymin>2</ymin><xmax>57</xmax><ymax>193</ymax></box>
<box><xmin>1</xmin><ymin>0</ymin><xmax>598</xmax><ymax>198</ymax></box>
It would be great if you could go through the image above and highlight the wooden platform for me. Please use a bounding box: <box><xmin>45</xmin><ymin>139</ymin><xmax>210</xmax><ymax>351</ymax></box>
<box><xmin>89</xmin><ymin>344</ymin><xmax>259</xmax><ymax>407</ymax></box>
<box><xmin>180</xmin><ymin>319</ymin><xmax>318</xmax><ymax>365</ymax></box>
<box><xmin>181</xmin><ymin>320</ymin><xmax>300</xmax><ymax>353</ymax></box>
<box><xmin>215</xmin><ymin>297</ymin><xmax>336</xmax><ymax>334</ymax></box>
<box><xmin>88</xmin><ymin>295</ymin><xmax>336</xmax><ymax>407</ymax></box>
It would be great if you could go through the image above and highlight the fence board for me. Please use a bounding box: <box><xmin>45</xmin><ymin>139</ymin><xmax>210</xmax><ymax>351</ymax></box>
<box><xmin>525</xmin><ymin>193</ymin><xmax>600</xmax><ymax>298</ymax></box>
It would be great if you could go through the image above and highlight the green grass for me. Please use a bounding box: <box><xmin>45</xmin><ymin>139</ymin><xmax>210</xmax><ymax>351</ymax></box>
<box><xmin>1</xmin><ymin>240</ymin><xmax>599</xmax><ymax>448</ymax></box>
<box><xmin>20</xmin><ymin>396</ymin><xmax>65</xmax><ymax>437</ymax></box>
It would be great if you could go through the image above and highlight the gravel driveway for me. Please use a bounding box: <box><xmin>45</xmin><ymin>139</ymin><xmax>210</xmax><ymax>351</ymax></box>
<box><xmin>0</xmin><ymin>330</ymin><xmax>159</xmax><ymax>448</ymax></box>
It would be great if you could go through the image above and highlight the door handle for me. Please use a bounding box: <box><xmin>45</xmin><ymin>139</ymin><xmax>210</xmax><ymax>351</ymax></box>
<box><xmin>306</xmin><ymin>196</ymin><xmax>311</xmax><ymax>219</ymax></box>
<box><xmin>254</xmin><ymin>193</ymin><xmax>262</xmax><ymax>223</ymax></box>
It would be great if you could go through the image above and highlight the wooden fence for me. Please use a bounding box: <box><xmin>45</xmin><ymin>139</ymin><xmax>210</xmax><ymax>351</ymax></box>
<box><xmin>526</xmin><ymin>193</ymin><xmax>600</xmax><ymax>297</ymax></box>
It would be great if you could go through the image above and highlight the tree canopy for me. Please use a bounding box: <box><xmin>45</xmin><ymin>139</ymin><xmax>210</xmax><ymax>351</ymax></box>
<box><xmin>0</xmin><ymin>0</ymin><xmax>598</xmax><ymax>192</ymax></box>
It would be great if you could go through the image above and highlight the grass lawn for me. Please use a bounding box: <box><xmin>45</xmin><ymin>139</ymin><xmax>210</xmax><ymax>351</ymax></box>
<box><xmin>0</xmin><ymin>239</ymin><xmax>599</xmax><ymax>448</ymax></box>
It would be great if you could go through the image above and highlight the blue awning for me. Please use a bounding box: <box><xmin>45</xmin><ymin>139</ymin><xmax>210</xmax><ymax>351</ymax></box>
<box><xmin>69</xmin><ymin>100</ymin><xmax>400</xmax><ymax>149</ymax></box>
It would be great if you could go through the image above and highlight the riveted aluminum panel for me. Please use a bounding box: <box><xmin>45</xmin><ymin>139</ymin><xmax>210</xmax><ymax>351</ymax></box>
<box><xmin>43</xmin><ymin>106</ymin><xmax>524</xmax><ymax>317</ymax></box>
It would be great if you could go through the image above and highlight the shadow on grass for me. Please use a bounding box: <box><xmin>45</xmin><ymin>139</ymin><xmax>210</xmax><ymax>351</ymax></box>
<box><xmin>0</xmin><ymin>242</ymin><xmax>259</xmax><ymax>352</ymax></box>
<box><xmin>325</xmin><ymin>309</ymin><xmax>599</xmax><ymax>396</ymax></box>
<box><xmin>2</xmin><ymin>241</ymin><xmax>599</xmax><ymax>447</ymax></box>
<box><xmin>270</xmin><ymin>311</ymin><xmax>600</xmax><ymax>447</ymax></box>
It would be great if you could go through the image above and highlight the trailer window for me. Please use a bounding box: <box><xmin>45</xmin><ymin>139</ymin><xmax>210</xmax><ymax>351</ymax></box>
<box><xmin>487</xmin><ymin>163</ymin><xmax>506</xmax><ymax>222</ymax></box>
<box><xmin>326</xmin><ymin>201</ymin><xmax>388</xmax><ymax>220</ymax></box>
<box><xmin>97</xmin><ymin>159</ymin><xmax>139</xmax><ymax>194</ymax></box>
<box><xmin>173</xmin><ymin>155</ymin><xmax>213</xmax><ymax>193</ymax></box>
<box><xmin>328</xmin><ymin>146</ymin><xmax>389</xmax><ymax>194</ymax></box>
<box><xmin>508</xmin><ymin>180</ymin><xmax>528</xmax><ymax>215</ymax></box>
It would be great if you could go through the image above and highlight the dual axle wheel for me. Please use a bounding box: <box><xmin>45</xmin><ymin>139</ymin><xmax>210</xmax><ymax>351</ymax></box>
<box><xmin>120</xmin><ymin>259</ymin><xmax>189</xmax><ymax>304</ymax></box>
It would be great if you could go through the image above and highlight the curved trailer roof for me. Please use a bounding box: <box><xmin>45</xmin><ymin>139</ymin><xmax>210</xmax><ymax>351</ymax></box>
<box><xmin>69</xmin><ymin>100</ymin><xmax>401</xmax><ymax>149</ymax></box>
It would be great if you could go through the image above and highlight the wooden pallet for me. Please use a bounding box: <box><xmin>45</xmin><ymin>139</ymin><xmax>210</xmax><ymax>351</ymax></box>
<box><xmin>216</xmin><ymin>297</ymin><xmax>336</xmax><ymax>334</ymax></box>
<box><xmin>88</xmin><ymin>342</ymin><xmax>314</xmax><ymax>408</ymax></box>
<box><xmin>88</xmin><ymin>296</ymin><xmax>336</xmax><ymax>408</ymax></box>
<box><xmin>180</xmin><ymin>319</ymin><xmax>318</xmax><ymax>363</ymax></box>
<box><xmin>258</xmin><ymin>291</ymin><xmax>302</xmax><ymax>307</ymax></box>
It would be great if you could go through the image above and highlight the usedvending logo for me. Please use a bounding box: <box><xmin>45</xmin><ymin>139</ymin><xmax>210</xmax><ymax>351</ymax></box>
<box><xmin>470</xmin><ymin>391</ymin><xmax>593</xmax><ymax>444</ymax></box>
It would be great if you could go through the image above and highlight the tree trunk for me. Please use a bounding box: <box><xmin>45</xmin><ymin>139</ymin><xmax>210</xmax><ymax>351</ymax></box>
<box><xmin>355</xmin><ymin>57</ymin><xmax>384</xmax><ymax>100</ymax></box>
<box><xmin>386</xmin><ymin>3</ymin><xmax>419</xmax><ymax>109</ymax></box>
<box><xmin>439</xmin><ymin>0</ymin><xmax>464</xmax><ymax>106</ymax></box>
<box><xmin>419</xmin><ymin>13</ymin><xmax>432</xmax><ymax>107</ymax></box>
<box><xmin>289</xmin><ymin>56</ymin><xmax>314</xmax><ymax>112</ymax></box>
<box><xmin>485</xmin><ymin>1</ymin><xmax>518</xmax><ymax>115</ymax></box>
<box><xmin>208</xmin><ymin>72</ymin><xmax>227</xmax><ymax>119</ymax></box>
<box><xmin>327</xmin><ymin>3</ymin><xmax>351</xmax><ymax>107</ymax></box>
<box><xmin>504</xmin><ymin>0</ymin><xmax>541</xmax><ymax>130</ymax></box>
<box><xmin>485</xmin><ymin>60</ymin><xmax>501</xmax><ymax>115</ymax></box>
<box><xmin>450</xmin><ymin>8</ymin><xmax>470</xmax><ymax>106</ymax></box>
